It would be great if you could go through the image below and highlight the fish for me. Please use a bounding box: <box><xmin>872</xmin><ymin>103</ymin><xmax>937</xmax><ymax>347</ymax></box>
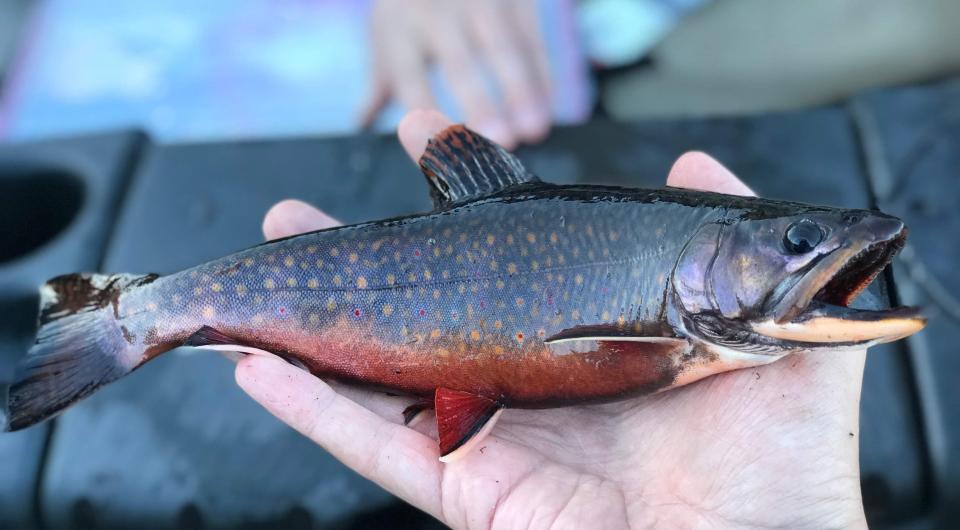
<box><xmin>2</xmin><ymin>125</ymin><xmax>926</xmax><ymax>461</ymax></box>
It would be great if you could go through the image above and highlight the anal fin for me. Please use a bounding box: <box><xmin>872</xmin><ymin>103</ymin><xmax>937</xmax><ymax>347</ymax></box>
<box><xmin>184</xmin><ymin>326</ymin><xmax>307</xmax><ymax>369</ymax></box>
<box><xmin>435</xmin><ymin>388</ymin><xmax>503</xmax><ymax>462</ymax></box>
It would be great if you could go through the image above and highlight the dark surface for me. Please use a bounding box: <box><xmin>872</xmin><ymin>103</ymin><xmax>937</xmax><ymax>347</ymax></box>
<box><xmin>0</xmin><ymin>132</ymin><xmax>147</xmax><ymax>529</ymax></box>
<box><xmin>852</xmin><ymin>79</ymin><xmax>960</xmax><ymax>528</ymax></box>
<box><xmin>1</xmin><ymin>79</ymin><xmax>958</xmax><ymax>529</ymax></box>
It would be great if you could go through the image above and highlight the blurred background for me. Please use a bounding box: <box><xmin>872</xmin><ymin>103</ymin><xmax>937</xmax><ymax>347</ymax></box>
<box><xmin>0</xmin><ymin>0</ymin><xmax>959</xmax><ymax>528</ymax></box>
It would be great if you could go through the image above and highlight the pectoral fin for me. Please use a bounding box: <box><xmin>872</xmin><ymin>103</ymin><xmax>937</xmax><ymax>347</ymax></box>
<box><xmin>434</xmin><ymin>388</ymin><xmax>503</xmax><ymax>462</ymax></box>
<box><xmin>544</xmin><ymin>324</ymin><xmax>690</xmax><ymax>357</ymax></box>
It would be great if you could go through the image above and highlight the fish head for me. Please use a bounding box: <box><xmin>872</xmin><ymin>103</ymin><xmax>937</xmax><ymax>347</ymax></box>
<box><xmin>672</xmin><ymin>207</ymin><xmax>925</xmax><ymax>356</ymax></box>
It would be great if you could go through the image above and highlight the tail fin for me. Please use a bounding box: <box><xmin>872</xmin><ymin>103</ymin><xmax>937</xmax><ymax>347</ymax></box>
<box><xmin>3</xmin><ymin>272</ymin><xmax>158</xmax><ymax>431</ymax></box>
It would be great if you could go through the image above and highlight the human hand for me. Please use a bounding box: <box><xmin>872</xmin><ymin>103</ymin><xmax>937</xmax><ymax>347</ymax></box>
<box><xmin>360</xmin><ymin>0</ymin><xmax>553</xmax><ymax>149</ymax></box>
<box><xmin>239</xmin><ymin>109</ymin><xmax>867</xmax><ymax>529</ymax></box>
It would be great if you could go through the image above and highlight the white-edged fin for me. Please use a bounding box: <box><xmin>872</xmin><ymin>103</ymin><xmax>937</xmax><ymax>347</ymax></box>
<box><xmin>186</xmin><ymin>326</ymin><xmax>308</xmax><ymax>369</ymax></box>
<box><xmin>439</xmin><ymin>409</ymin><xmax>503</xmax><ymax>463</ymax></box>
<box><xmin>193</xmin><ymin>344</ymin><xmax>277</xmax><ymax>357</ymax></box>
<box><xmin>434</xmin><ymin>387</ymin><xmax>503</xmax><ymax>462</ymax></box>
<box><xmin>545</xmin><ymin>335</ymin><xmax>689</xmax><ymax>357</ymax></box>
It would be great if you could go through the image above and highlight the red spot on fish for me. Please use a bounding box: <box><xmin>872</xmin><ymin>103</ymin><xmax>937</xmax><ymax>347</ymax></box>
<box><xmin>479</xmin><ymin>300</ymin><xmax>486</xmax><ymax>310</ymax></box>
<box><xmin>414</xmin><ymin>249</ymin><xmax>421</xmax><ymax>257</ymax></box>
<box><xmin>278</xmin><ymin>306</ymin><xmax>287</xmax><ymax>316</ymax></box>
<box><xmin>354</xmin><ymin>308</ymin><xmax>362</xmax><ymax>318</ymax></box>
<box><xmin>419</xmin><ymin>308</ymin><xmax>426</xmax><ymax>317</ymax></box>
<box><xmin>546</xmin><ymin>294</ymin><xmax>553</xmax><ymax>306</ymax></box>
<box><xmin>516</xmin><ymin>332</ymin><xmax>524</xmax><ymax>341</ymax></box>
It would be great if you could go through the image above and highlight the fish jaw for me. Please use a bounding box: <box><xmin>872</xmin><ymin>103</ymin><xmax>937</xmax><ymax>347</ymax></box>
<box><xmin>751</xmin><ymin>303</ymin><xmax>925</xmax><ymax>346</ymax></box>
<box><xmin>755</xmin><ymin>216</ymin><xmax>926</xmax><ymax>347</ymax></box>
<box><xmin>767</xmin><ymin>214</ymin><xmax>908</xmax><ymax>325</ymax></box>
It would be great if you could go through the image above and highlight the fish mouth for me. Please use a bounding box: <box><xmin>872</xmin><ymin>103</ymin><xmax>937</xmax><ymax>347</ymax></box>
<box><xmin>754</xmin><ymin>221</ymin><xmax>926</xmax><ymax>345</ymax></box>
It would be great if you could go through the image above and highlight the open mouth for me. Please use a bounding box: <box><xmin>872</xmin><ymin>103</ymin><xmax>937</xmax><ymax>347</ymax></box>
<box><xmin>754</xmin><ymin>225</ymin><xmax>926</xmax><ymax>345</ymax></box>
<box><xmin>813</xmin><ymin>231</ymin><xmax>906</xmax><ymax>307</ymax></box>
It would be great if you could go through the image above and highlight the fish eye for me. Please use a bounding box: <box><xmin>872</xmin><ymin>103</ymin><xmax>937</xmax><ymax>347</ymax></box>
<box><xmin>784</xmin><ymin>219</ymin><xmax>823</xmax><ymax>254</ymax></box>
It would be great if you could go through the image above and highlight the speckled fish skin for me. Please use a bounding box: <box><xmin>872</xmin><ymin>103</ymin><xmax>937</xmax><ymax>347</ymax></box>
<box><xmin>122</xmin><ymin>186</ymin><xmax>718</xmax><ymax>406</ymax></box>
<box><xmin>4</xmin><ymin>125</ymin><xmax>923</xmax><ymax>443</ymax></box>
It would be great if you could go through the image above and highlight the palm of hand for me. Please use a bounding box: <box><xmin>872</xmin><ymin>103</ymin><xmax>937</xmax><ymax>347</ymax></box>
<box><xmin>436</xmin><ymin>352</ymin><xmax>864</xmax><ymax>529</ymax></box>
<box><xmin>236</xmin><ymin>111</ymin><xmax>867</xmax><ymax>529</ymax></box>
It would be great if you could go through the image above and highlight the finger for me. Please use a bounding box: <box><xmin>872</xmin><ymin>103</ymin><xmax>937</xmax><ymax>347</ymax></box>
<box><xmin>398</xmin><ymin>109</ymin><xmax>455</xmax><ymax>162</ymax></box>
<box><xmin>236</xmin><ymin>355</ymin><xmax>445</xmax><ymax>518</ymax></box>
<box><xmin>468</xmin><ymin>1</ymin><xmax>549</xmax><ymax>143</ymax></box>
<box><xmin>358</xmin><ymin>74</ymin><xmax>390</xmax><ymax>129</ymax></box>
<box><xmin>509</xmin><ymin>0</ymin><xmax>552</xmax><ymax>112</ymax></box>
<box><xmin>326</xmin><ymin>381</ymin><xmax>438</xmax><ymax>437</ymax></box>
<box><xmin>376</xmin><ymin>8</ymin><xmax>436</xmax><ymax>114</ymax></box>
<box><xmin>666</xmin><ymin>151</ymin><xmax>756</xmax><ymax>197</ymax></box>
<box><xmin>262</xmin><ymin>199</ymin><xmax>341</xmax><ymax>240</ymax></box>
<box><xmin>420</xmin><ymin>9</ymin><xmax>516</xmax><ymax>148</ymax></box>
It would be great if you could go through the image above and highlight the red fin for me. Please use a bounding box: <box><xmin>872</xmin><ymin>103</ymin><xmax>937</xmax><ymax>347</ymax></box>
<box><xmin>435</xmin><ymin>388</ymin><xmax>502</xmax><ymax>461</ymax></box>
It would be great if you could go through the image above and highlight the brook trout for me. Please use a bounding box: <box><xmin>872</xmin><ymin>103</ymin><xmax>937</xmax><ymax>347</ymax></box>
<box><xmin>3</xmin><ymin>126</ymin><xmax>925</xmax><ymax>460</ymax></box>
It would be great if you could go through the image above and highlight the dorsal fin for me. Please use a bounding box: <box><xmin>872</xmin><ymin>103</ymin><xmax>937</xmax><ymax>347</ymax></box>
<box><xmin>418</xmin><ymin>125</ymin><xmax>540</xmax><ymax>209</ymax></box>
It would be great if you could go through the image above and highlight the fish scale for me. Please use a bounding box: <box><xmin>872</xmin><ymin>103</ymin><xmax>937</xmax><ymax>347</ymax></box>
<box><xmin>128</xmin><ymin>195</ymin><xmax>704</xmax><ymax>364</ymax></box>
<box><xmin>3</xmin><ymin>124</ymin><xmax>925</xmax><ymax>462</ymax></box>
